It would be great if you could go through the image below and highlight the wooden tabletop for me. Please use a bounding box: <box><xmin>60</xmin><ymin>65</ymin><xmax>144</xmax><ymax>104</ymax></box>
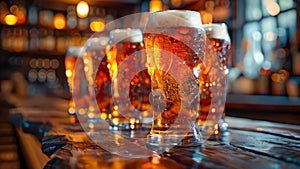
<box><xmin>10</xmin><ymin>95</ymin><xmax>300</xmax><ymax>169</ymax></box>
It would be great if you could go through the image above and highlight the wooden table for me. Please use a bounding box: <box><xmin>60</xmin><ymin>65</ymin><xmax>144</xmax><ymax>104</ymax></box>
<box><xmin>10</xmin><ymin>95</ymin><xmax>300</xmax><ymax>169</ymax></box>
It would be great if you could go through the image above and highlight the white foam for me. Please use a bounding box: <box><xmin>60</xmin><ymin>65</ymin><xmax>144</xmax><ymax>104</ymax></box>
<box><xmin>148</xmin><ymin>10</ymin><xmax>202</xmax><ymax>28</ymax></box>
<box><xmin>86</xmin><ymin>37</ymin><xmax>110</xmax><ymax>50</ymax></box>
<box><xmin>110</xmin><ymin>28</ymin><xmax>143</xmax><ymax>43</ymax></box>
<box><xmin>204</xmin><ymin>23</ymin><xmax>230</xmax><ymax>42</ymax></box>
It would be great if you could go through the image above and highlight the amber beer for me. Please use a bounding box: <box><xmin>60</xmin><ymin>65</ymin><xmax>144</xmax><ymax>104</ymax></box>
<box><xmin>83</xmin><ymin>37</ymin><xmax>111</xmax><ymax>117</ymax></box>
<box><xmin>203</xmin><ymin>23</ymin><xmax>231</xmax><ymax>136</ymax></box>
<box><xmin>107</xmin><ymin>29</ymin><xmax>151</xmax><ymax>130</ymax></box>
<box><xmin>204</xmin><ymin>24</ymin><xmax>231</xmax><ymax>69</ymax></box>
<box><xmin>144</xmin><ymin>10</ymin><xmax>213</xmax><ymax>148</ymax></box>
<box><xmin>144</xmin><ymin>27</ymin><xmax>209</xmax><ymax>128</ymax></box>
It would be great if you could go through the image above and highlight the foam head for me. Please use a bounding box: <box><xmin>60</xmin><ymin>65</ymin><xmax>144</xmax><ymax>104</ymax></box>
<box><xmin>66</xmin><ymin>46</ymin><xmax>84</xmax><ymax>57</ymax></box>
<box><xmin>86</xmin><ymin>37</ymin><xmax>110</xmax><ymax>51</ymax></box>
<box><xmin>110</xmin><ymin>28</ymin><xmax>143</xmax><ymax>43</ymax></box>
<box><xmin>146</xmin><ymin>10</ymin><xmax>203</xmax><ymax>29</ymax></box>
<box><xmin>204</xmin><ymin>23</ymin><xmax>230</xmax><ymax>42</ymax></box>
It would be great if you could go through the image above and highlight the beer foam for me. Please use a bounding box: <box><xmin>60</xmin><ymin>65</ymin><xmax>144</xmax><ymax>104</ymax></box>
<box><xmin>110</xmin><ymin>28</ymin><xmax>143</xmax><ymax>43</ymax></box>
<box><xmin>149</xmin><ymin>10</ymin><xmax>202</xmax><ymax>28</ymax></box>
<box><xmin>86</xmin><ymin>37</ymin><xmax>109</xmax><ymax>50</ymax></box>
<box><xmin>204</xmin><ymin>23</ymin><xmax>230</xmax><ymax>42</ymax></box>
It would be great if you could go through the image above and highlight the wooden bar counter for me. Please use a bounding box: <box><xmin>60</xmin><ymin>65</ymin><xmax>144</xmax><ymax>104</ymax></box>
<box><xmin>9</xmin><ymin>95</ymin><xmax>300</xmax><ymax>169</ymax></box>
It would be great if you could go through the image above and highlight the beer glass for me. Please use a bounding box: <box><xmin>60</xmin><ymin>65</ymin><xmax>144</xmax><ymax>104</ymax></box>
<box><xmin>144</xmin><ymin>10</ymin><xmax>203</xmax><ymax>150</ymax></box>
<box><xmin>83</xmin><ymin>37</ymin><xmax>111</xmax><ymax>121</ymax></box>
<box><xmin>203</xmin><ymin>23</ymin><xmax>231</xmax><ymax>139</ymax></box>
<box><xmin>108</xmin><ymin>28</ymin><xmax>152</xmax><ymax>131</ymax></box>
<box><xmin>65</xmin><ymin>46</ymin><xmax>84</xmax><ymax>123</ymax></box>
<box><xmin>144</xmin><ymin>10</ymin><xmax>227</xmax><ymax>151</ymax></box>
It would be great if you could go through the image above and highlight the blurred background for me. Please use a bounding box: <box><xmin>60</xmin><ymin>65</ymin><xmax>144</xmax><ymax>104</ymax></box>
<box><xmin>0</xmin><ymin>0</ymin><xmax>299</xmax><ymax>121</ymax></box>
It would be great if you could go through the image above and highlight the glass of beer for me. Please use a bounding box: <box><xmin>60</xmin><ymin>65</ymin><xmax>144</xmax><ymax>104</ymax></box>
<box><xmin>82</xmin><ymin>37</ymin><xmax>111</xmax><ymax>123</ymax></box>
<box><xmin>144</xmin><ymin>10</ymin><xmax>227</xmax><ymax>151</ymax></box>
<box><xmin>203</xmin><ymin>23</ymin><xmax>231</xmax><ymax>139</ymax></box>
<box><xmin>107</xmin><ymin>28</ymin><xmax>152</xmax><ymax>131</ymax></box>
<box><xmin>65</xmin><ymin>46</ymin><xmax>84</xmax><ymax>123</ymax></box>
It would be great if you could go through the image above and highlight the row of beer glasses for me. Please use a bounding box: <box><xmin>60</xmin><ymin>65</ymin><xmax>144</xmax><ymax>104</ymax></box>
<box><xmin>65</xmin><ymin>10</ymin><xmax>231</xmax><ymax>151</ymax></box>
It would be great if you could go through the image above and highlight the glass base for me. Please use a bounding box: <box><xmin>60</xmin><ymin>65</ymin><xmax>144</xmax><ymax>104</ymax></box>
<box><xmin>109</xmin><ymin>122</ymin><xmax>143</xmax><ymax>131</ymax></box>
<box><xmin>147</xmin><ymin>131</ymin><xmax>202</xmax><ymax>152</ymax></box>
<box><xmin>108</xmin><ymin>116</ymin><xmax>152</xmax><ymax>131</ymax></box>
<box><xmin>203</xmin><ymin>120</ymin><xmax>229</xmax><ymax>141</ymax></box>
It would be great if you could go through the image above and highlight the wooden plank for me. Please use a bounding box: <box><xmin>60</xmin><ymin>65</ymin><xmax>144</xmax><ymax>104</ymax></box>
<box><xmin>168</xmin><ymin>141</ymin><xmax>300</xmax><ymax>169</ymax></box>
<box><xmin>229</xmin><ymin>129</ymin><xmax>300</xmax><ymax>165</ymax></box>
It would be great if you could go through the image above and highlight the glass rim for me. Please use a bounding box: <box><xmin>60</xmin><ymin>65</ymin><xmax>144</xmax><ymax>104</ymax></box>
<box><xmin>203</xmin><ymin>23</ymin><xmax>230</xmax><ymax>42</ymax></box>
<box><xmin>66</xmin><ymin>46</ymin><xmax>84</xmax><ymax>57</ymax></box>
<box><xmin>85</xmin><ymin>36</ymin><xmax>110</xmax><ymax>50</ymax></box>
<box><xmin>109</xmin><ymin>28</ymin><xmax>143</xmax><ymax>43</ymax></box>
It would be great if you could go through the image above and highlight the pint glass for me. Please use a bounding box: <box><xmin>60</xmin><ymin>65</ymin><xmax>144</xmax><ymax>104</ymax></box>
<box><xmin>203</xmin><ymin>23</ymin><xmax>231</xmax><ymax>138</ymax></box>
<box><xmin>82</xmin><ymin>37</ymin><xmax>111</xmax><ymax>123</ymax></box>
<box><xmin>144</xmin><ymin>10</ymin><xmax>227</xmax><ymax>151</ymax></box>
<box><xmin>144</xmin><ymin>10</ymin><xmax>209</xmax><ymax>150</ymax></box>
<box><xmin>107</xmin><ymin>28</ymin><xmax>152</xmax><ymax>131</ymax></box>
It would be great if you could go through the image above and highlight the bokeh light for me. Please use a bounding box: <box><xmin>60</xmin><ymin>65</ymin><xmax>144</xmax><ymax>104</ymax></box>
<box><xmin>76</xmin><ymin>1</ymin><xmax>89</xmax><ymax>18</ymax></box>
<box><xmin>5</xmin><ymin>14</ymin><xmax>17</xmax><ymax>25</ymax></box>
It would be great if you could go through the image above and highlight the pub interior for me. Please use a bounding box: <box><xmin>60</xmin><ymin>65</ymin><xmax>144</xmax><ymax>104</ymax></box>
<box><xmin>0</xmin><ymin>0</ymin><xmax>299</xmax><ymax>169</ymax></box>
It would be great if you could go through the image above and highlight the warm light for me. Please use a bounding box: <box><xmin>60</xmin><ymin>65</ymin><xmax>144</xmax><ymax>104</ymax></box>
<box><xmin>68</xmin><ymin>107</ymin><xmax>76</xmax><ymax>114</ymax></box>
<box><xmin>5</xmin><ymin>14</ymin><xmax>18</xmax><ymax>25</ymax></box>
<box><xmin>142</xmin><ymin>111</ymin><xmax>149</xmax><ymax>117</ymax></box>
<box><xmin>130</xmin><ymin>118</ymin><xmax>136</xmax><ymax>124</ymax></box>
<box><xmin>157</xmin><ymin>118</ymin><xmax>162</xmax><ymax>127</ymax></box>
<box><xmin>90</xmin><ymin>20</ymin><xmax>105</xmax><ymax>32</ymax></box>
<box><xmin>84</xmin><ymin>66</ymin><xmax>89</xmax><ymax>72</ymax></box>
<box><xmin>113</xmin><ymin>105</ymin><xmax>118</xmax><ymax>110</ymax></box>
<box><xmin>78</xmin><ymin>108</ymin><xmax>86</xmax><ymax>115</ymax></box>
<box><xmin>100</xmin><ymin>113</ymin><xmax>107</xmax><ymax>120</ymax></box>
<box><xmin>53</xmin><ymin>13</ymin><xmax>66</xmax><ymax>29</ymax></box>
<box><xmin>112</xmin><ymin>118</ymin><xmax>119</xmax><ymax>125</ymax></box>
<box><xmin>112</xmin><ymin>110</ymin><xmax>119</xmax><ymax>116</ymax></box>
<box><xmin>149</xmin><ymin>0</ymin><xmax>163</xmax><ymax>13</ymax></box>
<box><xmin>89</xmin><ymin>123</ymin><xmax>94</xmax><ymax>129</ymax></box>
<box><xmin>214</xmin><ymin>130</ymin><xmax>219</xmax><ymax>135</ymax></box>
<box><xmin>88</xmin><ymin>112</ymin><xmax>94</xmax><ymax>118</ymax></box>
<box><xmin>266</xmin><ymin>0</ymin><xmax>280</xmax><ymax>16</ymax></box>
<box><xmin>271</xmin><ymin>73</ymin><xmax>281</xmax><ymax>83</ymax></box>
<box><xmin>76</xmin><ymin>1</ymin><xmax>89</xmax><ymax>18</ymax></box>
<box><xmin>89</xmin><ymin>106</ymin><xmax>95</xmax><ymax>112</ymax></box>
<box><xmin>211</xmin><ymin>108</ymin><xmax>216</xmax><ymax>113</ymax></box>
<box><xmin>65</xmin><ymin>69</ymin><xmax>73</xmax><ymax>78</ymax></box>
<box><xmin>214</xmin><ymin>124</ymin><xmax>219</xmax><ymax>130</ymax></box>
